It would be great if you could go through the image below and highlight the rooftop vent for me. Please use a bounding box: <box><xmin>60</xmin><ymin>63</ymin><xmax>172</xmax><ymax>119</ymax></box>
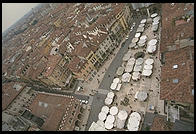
<box><xmin>173</xmin><ymin>79</ymin><xmax>179</xmax><ymax>84</ymax></box>
<box><xmin>173</xmin><ymin>64</ymin><xmax>178</xmax><ymax>69</ymax></box>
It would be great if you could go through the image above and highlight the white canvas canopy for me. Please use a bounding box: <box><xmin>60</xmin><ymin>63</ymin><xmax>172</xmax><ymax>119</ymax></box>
<box><xmin>138</xmin><ymin>39</ymin><xmax>146</xmax><ymax>44</ymax></box>
<box><xmin>89</xmin><ymin>122</ymin><xmax>107</xmax><ymax>131</ymax></box>
<box><xmin>142</xmin><ymin>69</ymin><xmax>152</xmax><ymax>76</ymax></box>
<box><xmin>144</xmin><ymin>64</ymin><xmax>153</xmax><ymax>70</ymax></box>
<box><xmin>127</xmin><ymin>58</ymin><xmax>135</xmax><ymax>64</ymax></box>
<box><xmin>110</xmin><ymin>82</ymin><xmax>117</xmax><ymax>90</ymax></box>
<box><xmin>98</xmin><ymin>112</ymin><xmax>107</xmax><ymax>121</ymax></box>
<box><xmin>140</xmin><ymin>35</ymin><xmax>147</xmax><ymax>40</ymax></box>
<box><xmin>116</xmin><ymin>110</ymin><xmax>128</xmax><ymax>129</ymax></box>
<box><xmin>107</xmin><ymin>91</ymin><xmax>115</xmax><ymax>99</ymax></box>
<box><xmin>116</xmin><ymin>83</ymin><xmax>122</xmax><ymax>91</ymax></box>
<box><xmin>145</xmin><ymin>58</ymin><xmax>154</xmax><ymax>65</ymax></box>
<box><xmin>127</xmin><ymin>112</ymin><xmax>141</xmax><ymax>131</ymax></box>
<box><xmin>96</xmin><ymin>120</ymin><xmax>105</xmax><ymax>128</ymax></box>
<box><xmin>152</xmin><ymin>24</ymin><xmax>159</xmax><ymax>32</ymax></box>
<box><xmin>116</xmin><ymin>67</ymin><xmax>124</xmax><ymax>76</ymax></box>
<box><xmin>133</xmin><ymin>65</ymin><xmax>142</xmax><ymax>72</ymax></box>
<box><xmin>148</xmin><ymin>39</ymin><xmax>157</xmax><ymax>46</ymax></box>
<box><xmin>140</xmin><ymin>19</ymin><xmax>147</xmax><ymax>24</ymax></box>
<box><xmin>123</xmin><ymin>54</ymin><xmax>131</xmax><ymax>61</ymax></box>
<box><xmin>151</xmin><ymin>13</ymin><xmax>158</xmax><ymax>18</ymax></box>
<box><xmin>132</xmin><ymin>37</ymin><xmax>139</xmax><ymax>43</ymax></box>
<box><xmin>132</xmin><ymin>72</ymin><xmax>141</xmax><ymax>81</ymax></box>
<box><xmin>137</xmin><ymin>91</ymin><xmax>148</xmax><ymax>101</ymax></box>
<box><xmin>135</xmin><ymin>33</ymin><xmax>141</xmax><ymax>38</ymax></box>
<box><xmin>104</xmin><ymin>121</ymin><xmax>113</xmax><ymax>130</ymax></box>
<box><xmin>129</xmin><ymin>42</ymin><xmax>137</xmax><ymax>48</ymax></box>
<box><xmin>135</xmin><ymin>58</ymin><xmax>144</xmax><ymax>65</ymax></box>
<box><xmin>101</xmin><ymin>106</ymin><xmax>110</xmax><ymax>114</ymax></box>
<box><xmin>138</xmin><ymin>23</ymin><xmax>145</xmax><ymax>28</ymax></box>
<box><xmin>110</xmin><ymin>106</ymin><xmax>118</xmax><ymax>116</ymax></box>
<box><xmin>125</xmin><ymin>65</ymin><xmax>134</xmax><ymax>73</ymax></box>
<box><xmin>105</xmin><ymin>97</ymin><xmax>113</xmax><ymax>105</ymax></box>
<box><xmin>137</xmin><ymin>27</ymin><xmax>144</xmax><ymax>33</ymax></box>
<box><xmin>106</xmin><ymin>114</ymin><xmax>115</xmax><ymax>123</ymax></box>
<box><xmin>153</xmin><ymin>16</ymin><xmax>160</xmax><ymax>22</ymax></box>
<box><xmin>147</xmin><ymin>44</ymin><xmax>157</xmax><ymax>53</ymax></box>
<box><xmin>113</xmin><ymin>78</ymin><xmax>120</xmax><ymax>84</ymax></box>
<box><xmin>122</xmin><ymin>73</ymin><xmax>132</xmax><ymax>82</ymax></box>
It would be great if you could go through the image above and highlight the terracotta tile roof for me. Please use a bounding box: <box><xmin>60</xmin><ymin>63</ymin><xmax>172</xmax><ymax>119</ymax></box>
<box><xmin>2</xmin><ymin>82</ymin><xmax>26</xmax><ymax>110</ymax></box>
<box><xmin>42</xmin><ymin>54</ymin><xmax>62</xmax><ymax>77</ymax></box>
<box><xmin>28</xmin><ymin>93</ymin><xmax>81</xmax><ymax>131</ymax></box>
<box><xmin>160</xmin><ymin>3</ymin><xmax>194</xmax><ymax>52</ymax></box>
<box><xmin>67</xmin><ymin>56</ymin><xmax>87</xmax><ymax>73</ymax></box>
<box><xmin>72</xmin><ymin>42</ymin><xmax>91</xmax><ymax>58</ymax></box>
<box><xmin>151</xmin><ymin>116</ymin><xmax>173</xmax><ymax>131</ymax></box>
<box><xmin>160</xmin><ymin>46</ymin><xmax>194</xmax><ymax>103</ymax></box>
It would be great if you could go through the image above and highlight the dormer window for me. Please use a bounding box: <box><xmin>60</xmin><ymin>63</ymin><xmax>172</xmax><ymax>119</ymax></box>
<box><xmin>173</xmin><ymin>64</ymin><xmax>178</xmax><ymax>69</ymax></box>
<box><xmin>173</xmin><ymin>79</ymin><xmax>179</xmax><ymax>83</ymax></box>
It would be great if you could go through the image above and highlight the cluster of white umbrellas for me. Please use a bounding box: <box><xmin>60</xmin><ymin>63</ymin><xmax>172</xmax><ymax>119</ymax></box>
<box><xmin>151</xmin><ymin>13</ymin><xmax>160</xmax><ymax>32</ymax></box>
<box><xmin>147</xmin><ymin>39</ymin><xmax>158</xmax><ymax>53</ymax></box>
<box><xmin>127</xmin><ymin>112</ymin><xmax>141</xmax><ymax>131</ymax></box>
<box><xmin>110</xmin><ymin>78</ymin><xmax>122</xmax><ymax>91</ymax></box>
<box><xmin>142</xmin><ymin>58</ymin><xmax>154</xmax><ymax>77</ymax></box>
<box><xmin>105</xmin><ymin>91</ymin><xmax>115</xmax><ymax>105</ymax></box>
<box><xmin>95</xmin><ymin>105</ymin><xmax>120</xmax><ymax>130</ymax></box>
<box><xmin>138</xmin><ymin>35</ymin><xmax>147</xmax><ymax>47</ymax></box>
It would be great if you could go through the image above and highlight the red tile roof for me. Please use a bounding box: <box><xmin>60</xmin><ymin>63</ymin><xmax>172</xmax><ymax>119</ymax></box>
<box><xmin>2</xmin><ymin>82</ymin><xmax>26</xmax><ymax>110</ymax></box>
<box><xmin>151</xmin><ymin>116</ymin><xmax>173</xmax><ymax>131</ymax></box>
<box><xmin>67</xmin><ymin>56</ymin><xmax>87</xmax><ymax>73</ymax></box>
<box><xmin>28</xmin><ymin>93</ymin><xmax>81</xmax><ymax>131</ymax></box>
<box><xmin>160</xmin><ymin>3</ymin><xmax>194</xmax><ymax>52</ymax></box>
<box><xmin>42</xmin><ymin>54</ymin><xmax>62</xmax><ymax>77</ymax></box>
<box><xmin>160</xmin><ymin>46</ymin><xmax>194</xmax><ymax>103</ymax></box>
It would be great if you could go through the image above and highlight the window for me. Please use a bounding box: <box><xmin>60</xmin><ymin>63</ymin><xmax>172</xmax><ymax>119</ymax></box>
<box><xmin>172</xmin><ymin>79</ymin><xmax>179</xmax><ymax>83</ymax></box>
<box><xmin>173</xmin><ymin>64</ymin><xmax>178</xmax><ymax>69</ymax></box>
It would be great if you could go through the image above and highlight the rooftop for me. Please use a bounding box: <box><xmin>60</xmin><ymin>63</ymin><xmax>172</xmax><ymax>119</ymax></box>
<box><xmin>2</xmin><ymin>82</ymin><xmax>26</xmax><ymax>110</ymax></box>
<box><xmin>67</xmin><ymin>56</ymin><xmax>87</xmax><ymax>73</ymax></box>
<box><xmin>28</xmin><ymin>92</ymin><xmax>81</xmax><ymax>131</ymax></box>
<box><xmin>160</xmin><ymin>45</ymin><xmax>194</xmax><ymax>103</ymax></box>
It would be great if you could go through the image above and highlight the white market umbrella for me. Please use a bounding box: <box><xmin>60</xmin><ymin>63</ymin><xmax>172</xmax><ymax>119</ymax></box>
<box><xmin>101</xmin><ymin>106</ymin><xmax>110</xmax><ymax>114</ymax></box>
<box><xmin>148</xmin><ymin>39</ymin><xmax>157</xmax><ymax>46</ymax></box>
<box><xmin>107</xmin><ymin>91</ymin><xmax>115</xmax><ymax>99</ymax></box>
<box><xmin>135</xmin><ymin>33</ymin><xmax>141</xmax><ymax>38</ymax></box>
<box><xmin>110</xmin><ymin>82</ymin><xmax>117</xmax><ymax>90</ymax></box>
<box><xmin>109</xmin><ymin>106</ymin><xmax>118</xmax><ymax>116</ymax></box>
<box><xmin>132</xmin><ymin>37</ymin><xmax>139</xmax><ymax>43</ymax></box>
<box><xmin>151</xmin><ymin>13</ymin><xmax>158</xmax><ymax>18</ymax></box>
<box><xmin>140</xmin><ymin>19</ymin><xmax>147</xmax><ymax>24</ymax></box>
<box><xmin>140</xmin><ymin>35</ymin><xmax>147</xmax><ymax>40</ymax></box>
<box><xmin>142</xmin><ymin>69</ymin><xmax>152</xmax><ymax>76</ymax></box>
<box><xmin>98</xmin><ymin>112</ymin><xmax>107</xmax><ymax>121</ymax></box>
<box><xmin>144</xmin><ymin>64</ymin><xmax>153</xmax><ymax>70</ymax></box>
<box><xmin>137</xmin><ymin>91</ymin><xmax>148</xmax><ymax>101</ymax></box>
